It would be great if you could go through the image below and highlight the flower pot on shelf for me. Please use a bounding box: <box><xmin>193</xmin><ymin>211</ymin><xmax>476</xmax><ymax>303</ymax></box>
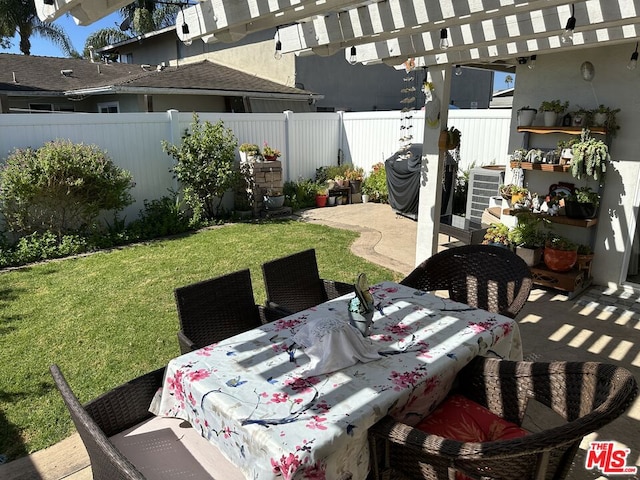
<box><xmin>593</xmin><ymin>112</ymin><xmax>607</xmax><ymax>126</ymax></box>
<box><xmin>515</xmin><ymin>246</ymin><xmax>543</xmax><ymax>267</ymax></box>
<box><xmin>517</xmin><ymin>108</ymin><xmax>537</xmax><ymax>127</ymax></box>
<box><xmin>543</xmin><ymin>111</ymin><xmax>558</xmax><ymax>127</ymax></box>
<box><xmin>544</xmin><ymin>246</ymin><xmax>578</xmax><ymax>272</ymax></box>
<box><xmin>263</xmin><ymin>155</ymin><xmax>278</xmax><ymax>162</ymax></box>
<box><xmin>564</xmin><ymin>200</ymin><xmax>598</xmax><ymax>219</ymax></box>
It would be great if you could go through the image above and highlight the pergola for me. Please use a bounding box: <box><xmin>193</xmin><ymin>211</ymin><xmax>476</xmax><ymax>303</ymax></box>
<box><xmin>38</xmin><ymin>0</ymin><xmax>640</xmax><ymax>263</ymax></box>
<box><xmin>38</xmin><ymin>1</ymin><xmax>639</xmax><ymax>68</ymax></box>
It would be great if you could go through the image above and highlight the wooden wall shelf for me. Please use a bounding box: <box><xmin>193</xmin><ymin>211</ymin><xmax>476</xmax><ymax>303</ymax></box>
<box><xmin>502</xmin><ymin>209</ymin><xmax>598</xmax><ymax>228</ymax></box>
<box><xmin>510</xmin><ymin>161</ymin><xmax>570</xmax><ymax>172</ymax></box>
<box><xmin>517</xmin><ymin>126</ymin><xmax>607</xmax><ymax>135</ymax></box>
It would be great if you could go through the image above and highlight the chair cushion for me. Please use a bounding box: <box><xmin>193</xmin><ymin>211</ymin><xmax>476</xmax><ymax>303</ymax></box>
<box><xmin>416</xmin><ymin>394</ymin><xmax>529</xmax><ymax>480</ymax></box>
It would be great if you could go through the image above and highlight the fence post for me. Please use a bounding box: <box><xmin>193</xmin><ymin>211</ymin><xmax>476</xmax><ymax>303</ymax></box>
<box><xmin>167</xmin><ymin>109</ymin><xmax>181</xmax><ymax>145</ymax></box>
<box><xmin>283</xmin><ymin>110</ymin><xmax>292</xmax><ymax>182</ymax></box>
<box><xmin>166</xmin><ymin>109</ymin><xmax>181</xmax><ymax>193</ymax></box>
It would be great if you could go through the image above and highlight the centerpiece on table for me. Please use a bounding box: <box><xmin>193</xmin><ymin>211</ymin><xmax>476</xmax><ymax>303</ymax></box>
<box><xmin>262</xmin><ymin>143</ymin><xmax>281</xmax><ymax>161</ymax></box>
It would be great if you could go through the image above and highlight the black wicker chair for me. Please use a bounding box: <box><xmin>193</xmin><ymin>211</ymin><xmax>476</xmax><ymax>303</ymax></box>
<box><xmin>261</xmin><ymin>248</ymin><xmax>354</xmax><ymax>314</ymax></box>
<box><xmin>50</xmin><ymin>365</ymin><xmax>245</xmax><ymax>480</ymax></box>
<box><xmin>369</xmin><ymin>356</ymin><xmax>638</xmax><ymax>480</ymax></box>
<box><xmin>401</xmin><ymin>244</ymin><xmax>533</xmax><ymax>319</ymax></box>
<box><xmin>175</xmin><ymin>269</ymin><xmax>285</xmax><ymax>354</ymax></box>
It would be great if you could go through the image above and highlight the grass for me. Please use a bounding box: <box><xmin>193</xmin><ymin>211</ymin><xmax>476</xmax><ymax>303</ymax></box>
<box><xmin>0</xmin><ymin>220</ymin><xmax>401</xmax><ymax>461</ymax></box>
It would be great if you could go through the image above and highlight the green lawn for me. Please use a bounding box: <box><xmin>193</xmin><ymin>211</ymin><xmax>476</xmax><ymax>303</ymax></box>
<box><xmin>0</xmin><ymin>220</ymin><xmax>401</xmax><ymax>461</ymax></box>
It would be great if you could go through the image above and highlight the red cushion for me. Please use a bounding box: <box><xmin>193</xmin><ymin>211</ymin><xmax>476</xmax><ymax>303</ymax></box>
<box><xmin>416</xmin><ymin>394</ymin><xmax>529</xmax><ymax>480</ymax></box>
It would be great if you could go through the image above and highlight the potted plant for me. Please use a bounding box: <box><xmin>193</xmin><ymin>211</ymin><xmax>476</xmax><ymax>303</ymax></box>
<box><xmin>345</xmin><ymin>166</ymin><xmax>365</xmax><ymax>193</ymax></box>
<box><xmin>239</xmin><ymin>143</ymin><xmax>260</xmax><ymax>162</ymax></box>
<box><xmin>517</xmin><ymin>106</ymin><xmax>537</xmax><ymax>127</ymax></box>
<box><xmin>263</xmin><ymin>187</ymin><xmax>284</xmax><ymax>210</ymax></box>
<box><xmin>315</xmin><ymin>184</ymin><xmax>329</xmax><ymax>207</ymax></box>
<box><xmin>508</xmin><ymin>214</ymin><xmax>546</xmax><ymax>266</ymax></box>
<box><xmin>262</xmin><ymin>143</ymin><xmax>281</xmax><ymax>161</ymax></box>
<box><xmin>482</xmin><ymin>223</ymin><xmax>512</xmax><ymax>248</ymax></box>
<box><xmin>499</xmin><ymin>184</ymin><xmax>529</xmax><ymax>207</ymax></box>
<box><xmin>544</xmin><ymin>234</ymin><xmax>578</xmax><ymax>272</ymax></box>
<box><xmin>571</xmin><ymin>106</ymin><xmax>591</xmax><ymax>127</ymax></box>
<box><xmin>333</xmin><ymin>174</ymin><xmax>348</xmax><ymax>188</ymax></box>
<box><xmin>539</xmin><ymin>100</ymin><xmax>569</xmax><ymax>127</ymax></box>
<box><xmin>590</xmin><ymin>104</ymin><xmax>620</xmax><ymax>138</ymax></box>
<box><xmin>570</xmin><ymin>129</ymin><xmax>609</xmax><ymax>180</ymax></box>
<box><xmin>565</xmin><ymin>186</ymin><xmax>600</xmax><ymax>219</ymax></box>
<box><xmin>438</xmin><ymin>126</ymin><xmax>462</xmax><ymax>150</ymax></box>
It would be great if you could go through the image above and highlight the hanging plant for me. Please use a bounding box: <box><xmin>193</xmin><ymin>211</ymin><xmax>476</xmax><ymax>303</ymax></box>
<box><xmin>570</xmin><ymin>129</ymin><xmax>609</xmax><ymax>181</ymax></box>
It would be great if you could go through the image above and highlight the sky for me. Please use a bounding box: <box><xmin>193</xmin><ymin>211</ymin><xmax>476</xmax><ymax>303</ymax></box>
<box><xmin>4</xmin><ymin>12</ymin><xmax>122</xmax><ymax>56</ymax></box>
<box><xmin>4</xmin><ymin>13</ymin><xmax>513</xmax><ymax>92</ymax></box>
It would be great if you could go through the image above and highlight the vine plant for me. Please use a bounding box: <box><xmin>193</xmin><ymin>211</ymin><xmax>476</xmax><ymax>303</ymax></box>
<box><xmin>570</xmin><ymin>129</ymin><xmax>609</xmax><ymax>181</ymax></box>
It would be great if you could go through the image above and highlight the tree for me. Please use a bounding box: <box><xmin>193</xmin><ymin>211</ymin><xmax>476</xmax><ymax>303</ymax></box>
<box><xmin>162</xmin><ymin>114</ymin><xmax>239</xmax><ymax>221</ymax></box>
<box><xmin>82</xmin><ymin>28</ymin><xmax>130</xmax><ymax>59</ymax></box>
<box><xmin>0</xmin><ymin>0</ymin><xmax>78</xmax><ymax>56</ymax></box>
<box><xmin>504</xmin><ymin>74</ymin><xmax>514</xmax><ymax>88</ymax></box>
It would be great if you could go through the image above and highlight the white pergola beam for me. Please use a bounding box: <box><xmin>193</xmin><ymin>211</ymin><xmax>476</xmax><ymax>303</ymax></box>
<box><xmin>383</xmin><ymin>22</ymin><xmax>640</xmax><ymax>68</ymax></box>
<box><xmin>278</xmin><ymin>0</ymin><xmax>575</xmax><ymax>53</ymax></box>
<box><xmin>352</xmin><ymin>0</ymin><xmax>640</xmax><ymax>64</ymax></box>
<box><xmin>176</xmin><ymin>0</ymin><xmax>373</xmax><ymax>43</ymax></box>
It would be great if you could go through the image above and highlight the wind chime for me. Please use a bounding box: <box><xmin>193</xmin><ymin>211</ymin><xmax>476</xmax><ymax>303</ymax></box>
<box><xmin>398</xmin><ymin>58</ymin><xmax>417</xmax><ymax>159</ymax></box>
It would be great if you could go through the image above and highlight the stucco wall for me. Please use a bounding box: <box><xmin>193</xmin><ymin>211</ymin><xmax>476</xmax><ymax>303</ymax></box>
<box><xmin>509</xmin><ymin>43</ymin><xmax>640</xmax><ymax>287</ymax></box>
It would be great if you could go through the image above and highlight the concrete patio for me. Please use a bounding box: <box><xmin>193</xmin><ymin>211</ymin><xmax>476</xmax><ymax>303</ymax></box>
<box><xmin>2</xmin><ymin>202</ymin><xmax>638</xmax><ymax>479</ymax></box>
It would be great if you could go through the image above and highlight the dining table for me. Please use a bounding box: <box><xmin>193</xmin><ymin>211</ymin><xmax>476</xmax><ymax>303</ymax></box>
<box><xmin>149</xmin><ymin>281</ymin><xmax>523</xmax><ymax>480</ymax></box>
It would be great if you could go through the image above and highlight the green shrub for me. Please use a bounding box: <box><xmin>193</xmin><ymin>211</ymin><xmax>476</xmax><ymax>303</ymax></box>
<box><xmin>284</xmin><ymin>179</ymin><xmax>318</xmax><ymax>210</ymax></box>
<box><xmin>362</xmin><ymin>162</ymin><xmax>388</xmax><ymax>203</ymax></box>
<box><xmin>127</xmin><ymin>192</ymin><xmax>192</xmax><ymax>240</ymax></box>
<box><xmin>0</xmin><ymin>140</ymin><xmax>134</xmax><ymax>238</ymax></box>
<box><xmin>162</xmin><ymin>113</ymin><xmax>239</xmax><ymax>221</ymax></box>
<box><xmin>0</xmin><ymin>232</ymin><xmax>89</xmax><ymax>268</ymax></box>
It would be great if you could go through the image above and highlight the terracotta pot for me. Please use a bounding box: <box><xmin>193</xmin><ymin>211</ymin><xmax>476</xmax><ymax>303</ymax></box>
<box><xmin>263</xmin><ymin>155</ymin><xmax>278</xmax><ymax>161</ymax></box>
<box><xmin>544</xmin><ymin>246</ymin><xmax>577</xmax><ymax>272</ymax></box>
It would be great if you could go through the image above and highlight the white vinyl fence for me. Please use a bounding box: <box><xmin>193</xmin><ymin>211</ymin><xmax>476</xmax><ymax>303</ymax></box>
<box><xmin>0</xmin><ymin>109</ymin><xmax>512</xmax><ymax>220</ymax></box>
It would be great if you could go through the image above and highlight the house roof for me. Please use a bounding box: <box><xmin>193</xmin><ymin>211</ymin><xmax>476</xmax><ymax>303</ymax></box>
<box><xmin>0</xmin><ymin>54</ymin><xmax>316</xmax><ymax>99</ymax></box>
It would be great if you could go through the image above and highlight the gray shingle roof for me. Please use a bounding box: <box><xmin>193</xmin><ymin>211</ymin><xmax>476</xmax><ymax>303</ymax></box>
<box><xmin>0</xmin><ymin>54</ymin><xmax>313</xmax><ymax>97</ymax></box>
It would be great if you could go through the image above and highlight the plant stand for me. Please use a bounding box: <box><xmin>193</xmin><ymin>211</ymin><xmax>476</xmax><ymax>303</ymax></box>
<box><xmin>530</xmin><ymin>265</ymin><xmax>592</xmax><ymax>299</ymax></box>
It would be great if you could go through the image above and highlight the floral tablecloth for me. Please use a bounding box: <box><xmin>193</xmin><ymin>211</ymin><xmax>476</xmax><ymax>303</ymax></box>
<box><xmin>150</xmin><ymin>282</ymin><xmax>522</xmax><ymax>480</ymax></box>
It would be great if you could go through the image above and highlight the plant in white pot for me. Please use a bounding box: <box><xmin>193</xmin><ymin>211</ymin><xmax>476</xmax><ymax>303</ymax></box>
<box><xmin>539</xmin><ymin>100</ymin><xmax>569</xmax><ymax>127</ymax></box>
<box><xmin>517</xmin><ymin>106</ymin><xmax>537</xmax><ymax>127</ymax></box>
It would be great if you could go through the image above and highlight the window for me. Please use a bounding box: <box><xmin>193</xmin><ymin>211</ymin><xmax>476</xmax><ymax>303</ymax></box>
<box><xmin>28</xmin><ymin>103</ymin><xmax>53</xmax><ymax>113</ymax></box>
<box><xmin>97</xmin><ymin>102</ymin><xmax>120</xmax><ymax>113</ymax></box>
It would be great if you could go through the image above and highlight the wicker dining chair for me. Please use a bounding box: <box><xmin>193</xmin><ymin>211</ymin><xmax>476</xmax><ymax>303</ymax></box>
<box><xmin>401</xmin><ymin>244</ymin><xmax>533</xmax><ymax>319</ymax></box>
<box><xmin>261</xmin><ymin>248</ymin><xmax>354</xmax><ymax>314</ymax></box>
<box><xmin>50</xmin><ymin>364</ymin><xmax>245</xmax><ymax>480</ymax></box>
<box><xmin>175</xmin><ymin>269</ymin><xmax>285</xmax><ymax>354</ymax></box>
<box><xmin>369</xmin><ymin>356</ymin><xmax>638</xmax><ymax>480</ymax></box>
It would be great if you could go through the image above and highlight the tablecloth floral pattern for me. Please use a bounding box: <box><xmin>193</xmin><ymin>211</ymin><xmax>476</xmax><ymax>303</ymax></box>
<box><xmin>150</xmin><ymin>282</ymin><xmax>522</xmax><ymax>480</ymax></box>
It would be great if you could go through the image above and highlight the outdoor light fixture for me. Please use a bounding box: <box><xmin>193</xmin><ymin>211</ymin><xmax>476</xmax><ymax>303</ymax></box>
<box><xmin>517</xmin><ymin>57</ymin><xmax>528</xmax><ymax>64</ymax></box>
<box><xmin>628</xmin><ymin>42</ymin><xmax>638</xmax><ymax>70</ymax></box>
<box><xmin>274</xmin><ymin>28</ymin><xmax>282</xmax><ymax>60</ymax></box>
<box><xmin>439</xmin><ymin>29</ymin><xmax>449</xmax><ymax>50</ymax></box>
<box><xmin>561</xmin><ymin>4</ymin><xmax>576</xmax><ymax>45</ymax></box>
<box><xmin>348</xmin><ymin>46</ymin><xmax>357</xmax><ymax>65</ymax></box>
<box><xmin>528</xmin><ymin>55</ymin><xmax>537</xmax><ymax>69</ymax></box>
<box><xmin>455</xmin><ymin>65</ymin><xmax>462</xmax><ymax>76</ymax></box>
<box><xmin>181</xmin><ymin>23</ymin><xmax>192</xmax><ymax>46</ymax></box>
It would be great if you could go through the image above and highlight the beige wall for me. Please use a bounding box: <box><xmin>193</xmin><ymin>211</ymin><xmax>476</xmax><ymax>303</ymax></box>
<box><xmin>509</xmin><ymin>43</ymin><xmax>640</xmax><ymax>286</ymax></box>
